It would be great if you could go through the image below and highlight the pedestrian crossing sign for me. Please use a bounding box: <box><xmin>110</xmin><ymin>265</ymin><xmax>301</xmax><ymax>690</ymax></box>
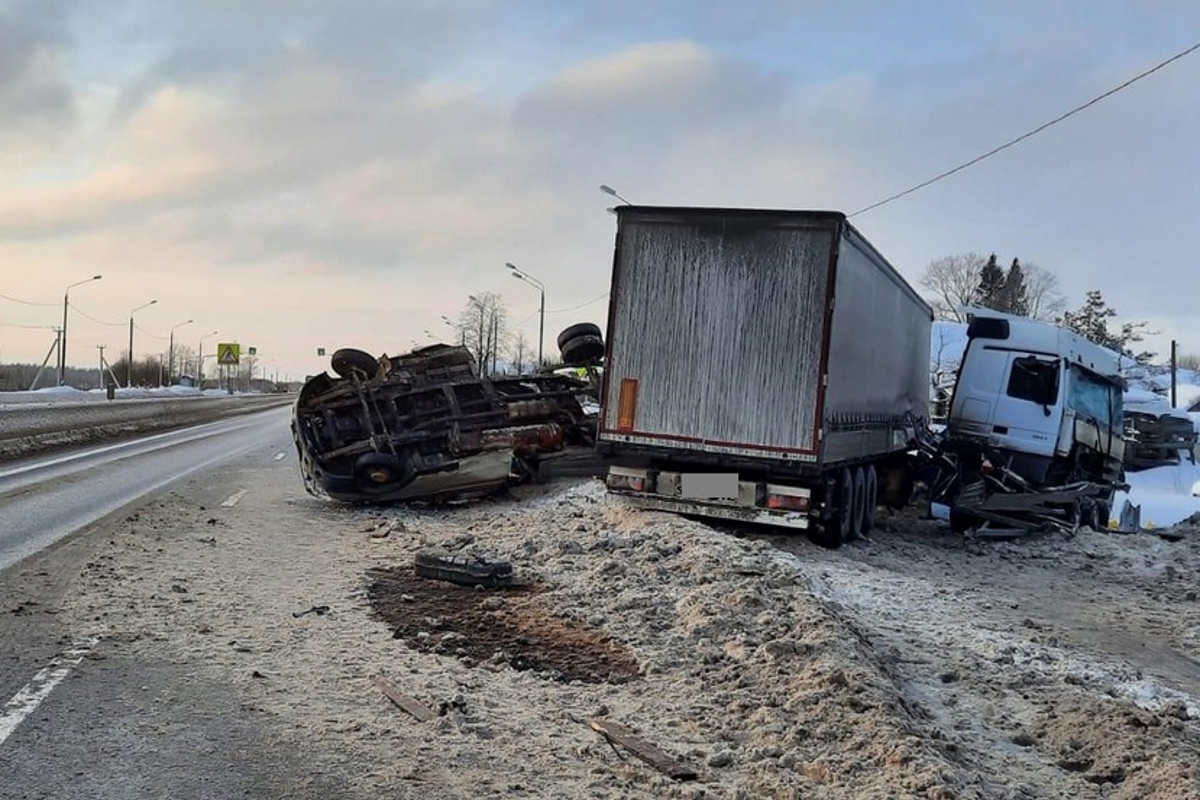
<box><xmin>217</xmin><ymin>343</ymin><xmax>240</xmax><ymax>365</ymax></box>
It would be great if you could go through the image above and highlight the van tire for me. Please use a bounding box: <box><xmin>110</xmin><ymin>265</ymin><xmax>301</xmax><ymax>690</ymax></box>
<box><xmin>354</xmin><ymin>452</ymin><xmax>416</xmax><ymax>492</ymax></box>
<box><xmin>557</xmin><ymin>323</ymin><xmax>601</xmax><ymax>350</ymax></box>
<box><xmin>561</xmin><ymin>334</ymin><xmax>605</xmax><ymax>366</ymax></box>
<box><xmin>331</xmin><ymin>348</ymin><xmax>379</xmax><ymax>380</ymax></box>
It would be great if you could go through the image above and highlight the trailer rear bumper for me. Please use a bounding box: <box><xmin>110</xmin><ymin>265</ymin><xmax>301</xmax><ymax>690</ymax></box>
<box><xmin>606</xmin><ymin>466</ymin><xmax>813</xmax><ymax>530</ymax></box>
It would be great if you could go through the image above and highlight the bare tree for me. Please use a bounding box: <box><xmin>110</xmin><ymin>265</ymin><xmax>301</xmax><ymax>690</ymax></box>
<box><xmin>1021</xmin><ymin>262</ymin><xmax>1068</xmax><ymax>322</ymax></box>
<box><xmin>1177</xmin><ymin>352</ymin><xmax>1200</xmax><ymax>372</ymax></box>
<box><xmin>509</xmin><ymin>330</ymin><xmax>531</xmax><ymax>375</ymax></box>
<box><xmin>920</xmin><ymin>253</ymin><xmax>987</xmax><ymax>322</ymax></box>
<box><xmin>457</xmin><ymin>292</ymin><xmax>509</xmax><ymax>376</ymax></box>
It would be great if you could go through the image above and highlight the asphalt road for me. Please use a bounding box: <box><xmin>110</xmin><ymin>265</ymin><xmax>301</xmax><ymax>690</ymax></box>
<box><xmin>0</xmin><ymin>406</ymin><xmax>293</xmax><ymax>572</ymax></box>
<box><xmin>0</xmin><ymin>406</ymin><xmax>368</xmax><ymax>800</ymax></box>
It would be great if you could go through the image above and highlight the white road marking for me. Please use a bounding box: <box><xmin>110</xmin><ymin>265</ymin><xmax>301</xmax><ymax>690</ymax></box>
<box><xmin>0</xmin><ymin>638</ymin><xmax>101</xmax><ymax>745</ymax></box>
<box><xmin>220</xmin><ymin>489</ymin><xmax>248</xmax><ymax>507</ymax></box>
<box><xmin>273</xmin><ymin>452</ymin><xmax>286</xmax><ymax>461</ymax></box>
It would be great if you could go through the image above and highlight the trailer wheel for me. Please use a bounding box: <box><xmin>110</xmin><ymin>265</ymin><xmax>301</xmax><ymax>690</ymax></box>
<box><xmin>861</xmin><ymin>465</ymin><xmax>878</xmax><ymax>535</ymax></box>
<box><xmin>1095</xmin><ymin>500</ymin><xmax>1111</xmax><ymax>530</ymax></box>
<box><xmin>809</xmin><ymin>468</ymin><xmax>852</xmax><ymax>549</ymax></box>
<box><xmin>849</xmin><ymin>467</ymin><xmax>866</xmax><ymax>541</ymax></box>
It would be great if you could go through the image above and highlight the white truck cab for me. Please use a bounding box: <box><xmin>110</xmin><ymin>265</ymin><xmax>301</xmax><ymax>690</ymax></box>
<box><xmin>948</xmin><ymin>313</ymin><xmax>1125</xmax><ymax>492</ymax></box>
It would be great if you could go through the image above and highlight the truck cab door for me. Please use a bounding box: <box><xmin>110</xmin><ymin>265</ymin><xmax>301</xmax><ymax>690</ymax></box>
<box><xmin>989</xmin><ymin>354</ymin><xmax>1063</xmax><ymax>458</ymax></box>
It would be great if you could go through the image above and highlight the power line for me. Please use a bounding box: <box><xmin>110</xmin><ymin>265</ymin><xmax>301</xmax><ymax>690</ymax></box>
<box><xmin>70</xmin><ymin>303</ymin><xmax>124</xmax><ymax>327</ymax></box>
<box><xmin>850</xmin><ymin>39</ymin><xmax>1200</xmax><ymax>218</ymax></box>
<box><xmin>134</xmin><ymin>322</ymin><xmax>169</xmax><ymax>340</ymax></box>
<box><xmin>545</xmin><ymin>292</ymin><xmax>610</xmax><ymax>315</ymax></box>
<box><xmin>0</xmin><ymin>320</ymin><xmax>56</xmax><ymax>330</ymax></box>
<box><xmin>0</xmin><ymin>292</ymin><xmax>56</xmax><ymax>307</ymax></box>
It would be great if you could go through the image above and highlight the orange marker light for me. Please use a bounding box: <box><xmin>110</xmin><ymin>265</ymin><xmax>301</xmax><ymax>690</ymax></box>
<box><xmin>617</xmin><ymin>378</ymin><xmax>638</xmax><ymax>432</ymax></box>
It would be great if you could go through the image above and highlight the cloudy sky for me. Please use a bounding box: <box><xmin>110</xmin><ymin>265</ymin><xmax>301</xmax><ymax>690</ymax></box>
<box><xmin>1</xmin><ymin>0</ymin><xmax>1197</xmax><ymax>381</ymax></box>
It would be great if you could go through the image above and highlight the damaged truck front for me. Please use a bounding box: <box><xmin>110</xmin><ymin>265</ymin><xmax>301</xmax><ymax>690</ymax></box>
<box><xmin>927</xmin><ymin>313</ymin><xmax>1126</xmax><ymax>533</ymax></box>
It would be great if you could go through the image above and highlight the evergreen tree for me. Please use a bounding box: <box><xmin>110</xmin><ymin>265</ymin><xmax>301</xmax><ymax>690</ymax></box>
<box><xmin>999</xmin><ymin>258</ymin><xmax>1029</xmax><ymax>316</ymax></box>
<box><xmin>975</xmin><ymin>253</ymin><xmax>1005</xmax><ymax>310</ymax></box>
<box><xmin>1058</xmin><ymin>289</ymin><xmax>1155</xmax><ymax>363</ymax></box>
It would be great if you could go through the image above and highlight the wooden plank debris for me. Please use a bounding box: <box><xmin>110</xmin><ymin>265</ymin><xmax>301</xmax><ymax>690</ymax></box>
<box><xmin>586</xmin><ymin>717</ymin><xmax>698</xmax><ymax>781</ymax></box>
<box><xmin>372</xmin><ymin>676</ymin><xmax>435</xmax><ymax>722</ymax></box>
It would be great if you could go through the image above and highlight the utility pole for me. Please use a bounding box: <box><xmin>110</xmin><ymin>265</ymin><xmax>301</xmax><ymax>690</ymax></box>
<box><xmin>1171</xmin><ymin>339</ymin><xmax>1178</xmax><ymax>408</ymax></box>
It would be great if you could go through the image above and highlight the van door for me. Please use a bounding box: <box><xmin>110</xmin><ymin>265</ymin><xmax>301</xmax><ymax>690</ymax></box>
<box><xmin>989</xmin><ymin>353</ymin><xmax>1063</xmax><ymax>458</ymax></box>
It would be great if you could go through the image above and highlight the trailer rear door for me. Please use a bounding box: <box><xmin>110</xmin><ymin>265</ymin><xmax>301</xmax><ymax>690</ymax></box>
<box><xmin>599</xmin><ymin>208</ymin><xmax>838</xmax><ymax>461</ymax></box>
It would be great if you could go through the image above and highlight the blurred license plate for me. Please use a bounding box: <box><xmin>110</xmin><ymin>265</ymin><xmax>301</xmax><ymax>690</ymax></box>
<box><xmin>680</xmin><ymin>473</ymin><xmax>738</xmax><ymax>499</ymax></box>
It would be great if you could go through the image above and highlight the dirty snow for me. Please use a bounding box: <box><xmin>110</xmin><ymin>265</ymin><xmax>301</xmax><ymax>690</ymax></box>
<box><xmin>45</xmin><ymin>462</ymin><xmax>1200</xmax><ymax>799</ymax></box>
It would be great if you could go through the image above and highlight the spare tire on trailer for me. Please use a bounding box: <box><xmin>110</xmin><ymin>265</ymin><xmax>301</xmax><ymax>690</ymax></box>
<box><xmin>560</xmin><ymin>334</ymin><xmax>605</xmax><ymax>366</ymax></box>
<box><xmin>331</xmin><ymin>348</ymin><xmax>380</xmax><ymax>380</ymax></box>
<box><xmin>557</xmin><ymin>322</ymin><xmax>601</xmax><ymax>351</ymax></box>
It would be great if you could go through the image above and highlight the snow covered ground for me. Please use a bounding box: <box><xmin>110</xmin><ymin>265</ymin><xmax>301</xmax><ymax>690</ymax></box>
<box><xmin>0</xmin><ymin>385</ymin><xmax>243</xmax><ymax>407</ymax></box>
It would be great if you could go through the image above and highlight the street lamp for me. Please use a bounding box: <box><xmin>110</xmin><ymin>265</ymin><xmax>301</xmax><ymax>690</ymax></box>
<box><xmin>127</xmin><ymin>299</ymin><xmax>157</xmax><ymax>388</ymax></box>
<box><xmin>60</xmin><ymin>274</ymin><xmax>102</xmax><ymax>385</ymax></box>
<box><xmin>600</xmin><ymin>184</ymin><xmax>633</xmax><ymax>205</ymax></box>
<box><xmin>167</xmin><ymin>319</ymin><xmax>193</xmax><ymax>386</ymax></box>
<box><xmin>506</xmin><ymin>263</ymin><xmax>545</xmax><ymax>367</ymax></box>
<box><xmin>198</xmin><ymin>330</ymin><xmax>219</xmax><ymax>388</ymax></box>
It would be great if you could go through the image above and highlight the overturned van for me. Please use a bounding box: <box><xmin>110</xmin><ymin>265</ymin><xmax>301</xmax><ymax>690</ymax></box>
<box><xmin>291</xmin><ymin>344</ymin><xmax>594</xmax><ymax>503</ymax></box>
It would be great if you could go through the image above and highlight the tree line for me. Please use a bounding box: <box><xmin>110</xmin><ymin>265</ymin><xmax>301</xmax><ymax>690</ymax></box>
<box><xmin>920</xmin><ymin>252</ymin><xmax>1157</xmax><ymax>363</ymax></box>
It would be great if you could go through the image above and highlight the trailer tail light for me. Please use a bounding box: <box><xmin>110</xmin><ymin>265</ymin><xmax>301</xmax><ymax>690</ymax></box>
<box><xmin>764</xmin><ymin>484</ymin><xmax>811</xmax><ymax>512</ymax></box>
<box><xmin>616</xmin><ymin>378</ymin><xmax>638</xmax><ymax>432</ymax></box>
<box><xmin>607</xmin><ymin>467</ymin><xmax>653</xmax><ymax>493</ymax></box>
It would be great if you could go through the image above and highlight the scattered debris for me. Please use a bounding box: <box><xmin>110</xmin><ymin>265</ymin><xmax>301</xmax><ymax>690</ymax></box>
<box><xmin>291</xmin><ymin>605</ymin><xmax>331</xmax><ymax>618</ymax></box>
<box><xmin>413</xmin><ymin>549</ymin><xmax>513</xmax><ymax>589</ymax></box>
<box><xmin>580</xmin><ymin>716</ymin><xmax>698</xmax><ymax>781</ymax></box>
<box><xmin>372</xmin><ymin>675</ymin><xmax>436</xmax><ymax>722</ymax></box>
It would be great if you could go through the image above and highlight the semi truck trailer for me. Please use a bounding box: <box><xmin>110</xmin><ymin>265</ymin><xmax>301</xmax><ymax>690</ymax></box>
<box><xmin>596</xmin><ymin>206</ymin><xmax>932</xmax><ymax>546</ymax></box>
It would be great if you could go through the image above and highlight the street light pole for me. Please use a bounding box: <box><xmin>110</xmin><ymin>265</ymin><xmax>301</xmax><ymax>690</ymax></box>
<box><xmin>127</xmin><ymin>299</ymin><xmax>157</xmax><ymax>388</ymax></box>
<box><xmin>507</xmin><ymin>263</ymin><xmax>545</xmax><ymax>367</ymax></box>
<box><xmin>599</xmin><ymin>184</ymin><xmax>634</xmax><ymax>205</ymax></box>
<box><xmin>60</xmin><ymin>274</ymin><xmax>102</xmax><ymax>385</ymax></box>
<box><xmin>198</xmin><ymin>330</ymin><xmax>218</xmax><ymax>388</ymax></box>
<box><xmin>167</xmin><ymin>319</ymin><xmax>194</xmax><ymax>386</ymax></box>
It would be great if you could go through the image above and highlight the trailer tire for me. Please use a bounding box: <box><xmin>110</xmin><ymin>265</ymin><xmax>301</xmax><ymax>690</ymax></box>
<box><xmin>862</xmin><ymin>465</ymin><xmax>878</xmax><ymax>535</ymax></box>
<box><xmin>557</xmin><ymin>323</ymin><xmax>601</xmax><ymax>350</ymax></box>
<box><xmin>1096</xmin><ymin>500</ymin><xmax>1111</xmax><ymax>530</ymax></box>
<box><xmin>849</xmin><ymin>467</ymin><xmax>866</xmax><ymax>541</ymax></box>
<box><xmin>331</xmin><ymin>348</ymin><xmax>380</xmax><ymax>380</ymax></box>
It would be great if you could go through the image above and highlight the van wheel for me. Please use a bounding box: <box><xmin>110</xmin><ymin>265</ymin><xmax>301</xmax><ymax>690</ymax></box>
<box><xmin>561</xmin><ymin>334</ymin><xmax>605</xmax><ymax>366</ymax></box>
<box><xmin>557</xmin><ymin>323</ymin><xmax>601</xmax><ymax>350</ymax></box>
<box><xmin>862</xmin><ymin>465</ymin><xmax>878</xmax><ymax>535</ymax></box>
<box><xmin>354</xmin><ymin>452</ymin><xmax>415</xmax><ymax>492</ymax></box>
<box><xmin>331</xmin><ymin>348</ymin><xmax>379</xmax><ymax>380</ymax></box>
